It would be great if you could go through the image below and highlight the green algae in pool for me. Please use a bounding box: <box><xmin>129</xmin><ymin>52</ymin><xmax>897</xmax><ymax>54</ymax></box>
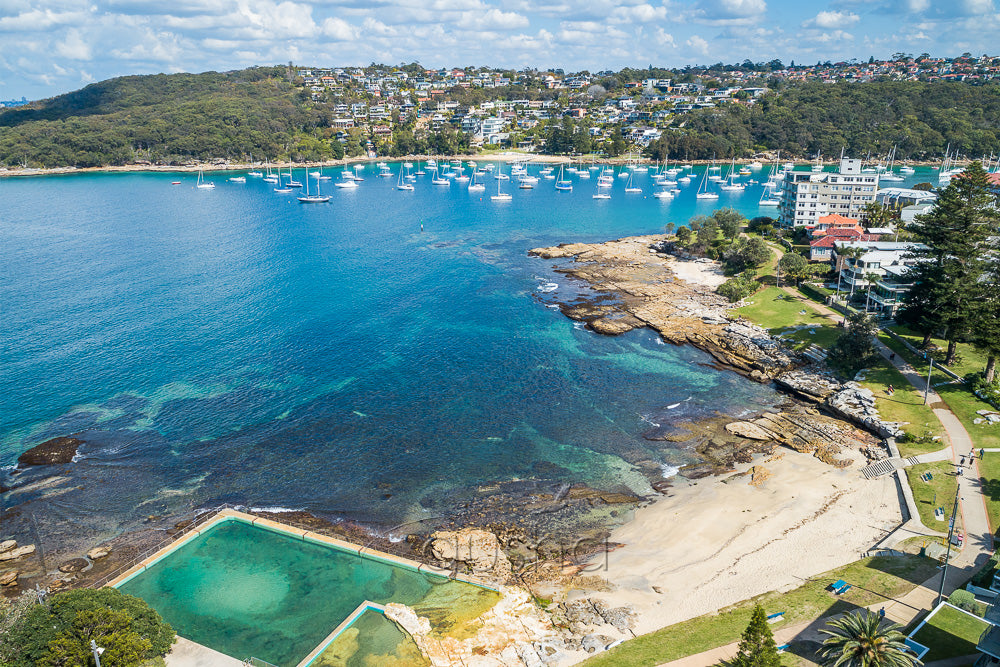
<box><xmin>117</xmin><ymin>520</ymin><xmax>499</xmax><ymax>666</ymax></box>
<box><xmin>312</xmin><ymin>609</ymin><xmax>430</xmax><ymax>667</ymax></box>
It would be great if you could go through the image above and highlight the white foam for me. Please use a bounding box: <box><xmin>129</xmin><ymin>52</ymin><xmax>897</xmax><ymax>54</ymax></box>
<box><xmin>639</xmin><ymin>414</ymin><xmax>661</xmax><ymax>427</ymax></box>
<box><xmin>248</xmin><ymin>506</ymin><xmax>304</xmax><ymax>514</ymax></box>
<box><xmin>546</xmin><ymin>304</ymin><xmax>560</xmax><ymax>309</ymax></box>
<box><xmin>660</xmin><ymin>463</ymin><xmax>680</xmax><ymax>479</ymax></box>
<box><xmin>537</xmin><ymin>282</ymin><xmax>559</xmax><ymax>293</ymax></box>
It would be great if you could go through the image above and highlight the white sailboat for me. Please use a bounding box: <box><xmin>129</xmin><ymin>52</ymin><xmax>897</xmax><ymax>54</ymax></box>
<box><xmin>719</xmin><ymin>160</ymin><xmax>746</xmax><ymax>192</ymax></box>
<box><xmin>555</xmin><ymin>165</ymin><xmax>572</xmax><ymax>191</ymax></box>
<box><xmin>695</xmin><ymin>168</ymin><xmax>719</xmax><ymax>199</ymax></box>
<box><xmin>759</xmin><ymin>181</ymin><xmax>780</xmax><ymax>207</ymax></box>
<box><xmin>468</xmin><ymin>169</ymin><xmax>485</xmax><ymax>192</ymax></box>
<box><xmin>624</xmin><ymin>171</ymin><xmax>642</xmax><ymax>193</ymax></box>
<box><xmin>298</xmin><ymin>172</ymin><xmax>331</xmax><ymax>203</ymax></box>
<box><xmin>196</xmin><ymin>169</ymin><xmax>215</xmax><ymax>189</ymax></box>
<box><xmin>592</xmin><ymin>177</ymin><xmax>611</xmax><ymax>199</ymax></box>
<box><xmin>491</xmin><ymin>163</ymin><xmax>512</xmax><ymax>201</ymax></box>
<box><xmin>431</xmin><ymin>166</ymin><xmax>450</xmax><ymax>185</ymax></box>
<box><xmin>284</xmin><ymin>165</ymin><xmax>302</xmax><ymax>188</ymax></box>
<box><xmin>396</xmin><ymin>166</ymin><xmax>414</xmax><ymax>191</ymax></box>
<box><xmin>247</xmin><ymin>154</ymin><xmax>263</xmax><ymax>178</ymax></box>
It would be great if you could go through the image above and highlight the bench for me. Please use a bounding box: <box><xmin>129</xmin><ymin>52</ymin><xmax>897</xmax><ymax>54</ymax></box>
<box><xmin>829</xmin><ymin>580</ymin><xmax>852</xmax><ymax>594</ymax></box>
<box><xmin>767</xmin><ymin>611</ymin><xmax>786</xmax><ymax>624</ymax></box>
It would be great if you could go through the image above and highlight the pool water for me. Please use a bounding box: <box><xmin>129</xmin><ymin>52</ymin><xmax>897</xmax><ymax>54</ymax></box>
<box><xmin>312</xmin><ymin>609</ymin><xmax>430</xmax><ymax>667</ymax></box>
<box><xmin>117</xmin><ymin>519</ymin><xmax>497</xmax><ymax>666</ymax></box>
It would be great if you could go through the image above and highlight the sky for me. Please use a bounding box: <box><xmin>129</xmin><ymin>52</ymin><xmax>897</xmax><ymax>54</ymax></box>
<box><xmin>1</xmin><ymin>0</ymin><xmax>999</xmax><ymax>100</ymax></box>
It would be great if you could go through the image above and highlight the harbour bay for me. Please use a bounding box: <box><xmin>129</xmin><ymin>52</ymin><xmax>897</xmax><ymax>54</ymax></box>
<box><xmin>0</xmin><ymin>163</ymin><xmax>937</xmax><ymax>552</ymax></box>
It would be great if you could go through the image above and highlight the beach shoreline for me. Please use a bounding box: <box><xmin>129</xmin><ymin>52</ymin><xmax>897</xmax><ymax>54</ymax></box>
<box><xmin>0</xmin><ymin>152</ymin><xmax>954</xmax><ymax>179</ymax></box>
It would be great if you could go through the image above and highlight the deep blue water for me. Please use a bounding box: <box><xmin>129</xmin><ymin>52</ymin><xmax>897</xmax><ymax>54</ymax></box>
<box><xmin>0</xmin><ymin>164</ymin><xmax>940</xmax><ymax>537</ymax></box>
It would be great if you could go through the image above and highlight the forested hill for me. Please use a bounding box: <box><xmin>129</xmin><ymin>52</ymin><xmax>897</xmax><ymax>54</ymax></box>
<box><xmin>0</xmin><ymin>67</ymin><xmax>337</xmax><ymax>167</ymax></box>
<box><xmin>648</xmin><ymin>81</ymin><xmax>1000</xmax><ymax>161</ymax></box>
<box><xmin>3</xmin><ymin>67</ymin><xmax>1000</xmax><ymax>168</ymax></box>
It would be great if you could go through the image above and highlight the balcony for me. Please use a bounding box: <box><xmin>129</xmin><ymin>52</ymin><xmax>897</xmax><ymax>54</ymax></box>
<box><xmin>979</xmin><ymin>625</ymin><xmax>1000</xmax><ymax>660</ymax></box>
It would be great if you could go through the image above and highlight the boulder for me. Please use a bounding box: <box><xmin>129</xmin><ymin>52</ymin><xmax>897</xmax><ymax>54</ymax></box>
<box><xmin>429</xmin><ymin>528</ymin><xmax>513</xmax><ymax>580</ymax></box>
<box><xmin>725</xmin><ymin>421</ymin><xmax>774</xmax><ymax>441</ymax></box>
<box><xmin>17</xmin><ymin>436</ymin><xmax>83</xmax><ymax>466</ymax></box>
<box><xmin>0</xmin><ymin>571</ymin><xmax>18</xmax><ymax>587</ymax></box>
<box><xmin>0</xmin><ymin>544</ymin><xmax>35</xmax><ymax>562</ymax></box>
<box><xmin>749</xmin><ymin>466</ymin><xmax>771</xmax><ymax>487</ymax></box>
<box><xmin>58</xmin><ymin>558</ymin><xmax>89</xmax><ymax>573</ymax></box>
<box><xmin>0</xmin><ymin>540</ymin><xmax>16</xmax><ymax>553</ymax></box>
<box><xmin>87</xmin><ymin>545</ymin><xmax>112</xmax><ymax>561</ymax></box>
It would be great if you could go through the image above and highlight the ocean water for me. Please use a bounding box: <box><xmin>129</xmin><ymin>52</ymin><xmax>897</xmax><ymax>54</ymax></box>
<box><xmin>0</xmin><ymin>164</ymin><xmax>940</xmax><ymax>539</ymax></box>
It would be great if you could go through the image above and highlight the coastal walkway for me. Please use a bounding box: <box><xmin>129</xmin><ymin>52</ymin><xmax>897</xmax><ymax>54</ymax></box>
<box><xmin>657</xmin><ymin>286</ymin><xmax>995</xmax><ymax>666</ymax></box>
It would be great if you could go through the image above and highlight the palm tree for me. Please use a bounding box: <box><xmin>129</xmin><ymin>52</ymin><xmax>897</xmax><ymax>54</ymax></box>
<box><xmin>818</xmin><ymin>610</ymin><xmax>921</xmax><ymax>667</ymax></box>
<box><xmin>864</xmin><ymin>272</ymin><xmax>882</xmax><ymax>313</ymax></box>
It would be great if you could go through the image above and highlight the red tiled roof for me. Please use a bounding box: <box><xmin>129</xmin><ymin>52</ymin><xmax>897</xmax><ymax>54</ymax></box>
<box><xmin>811</xmin><ymin>233</ymin><xmax>881</xmax><ymax>249</ymax></box>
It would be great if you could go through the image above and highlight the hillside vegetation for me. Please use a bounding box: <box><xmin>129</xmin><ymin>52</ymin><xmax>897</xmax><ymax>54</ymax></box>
<box><xmin>649</xmin><ymin>80</ymin><xmax>1000</xmax><ymax>160</ymax></box>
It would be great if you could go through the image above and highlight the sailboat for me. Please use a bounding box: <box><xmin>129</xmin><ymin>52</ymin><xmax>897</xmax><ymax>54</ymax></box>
<box><xmin>247</xmin><ymin>154</ymin><xmax>263</xmax><ymax>178</ymax></box>
<box><xmin>298</xmin><ymin>172</ymin><xmax>331</xmax><ymax>203</ymax></box>
<box><xmin>592</xmin><ymin>177</ymin><xmax>611</xmax><ymax>199</ymax></box>
<box><xmin>491</xmin><ymin>163</ymin><xmax>512</xmax><ymax>201</ymax></box>
<box><xmin>431</xmin><ymin>166</ymin><xmax>450</xmax><ymax>185</ymax></box>
<box><xmin>396</xmin><ymin>167</ymin><xmax>414</xmax><ymax>191</ymax></box>
<box><xmin>695</xmin><ymin>168</ymin><xmax>719</xmax><ymax>199</ymax></box>
<box><xmin>285</xmin><ymin>165</ymin><xmax>302</xmax><ymax>188</ymax></box>
<box><xmin>228</xmin><ymin>175</ymin><xmax>246</xmax><ymax>183</ymax></box>
<box><xmin>468</xmin><ymin>169</ymin><xmax>485</xmax><ymax>192</ymax></box>
<box><xmin>624</xmin><ymin>171</ymin><xmax>642</xmax><ymax>193</ymax></box>
<box><xmin>196</xmin><ymin>169</ymin><xmax>215</xmax><ymax>189</ymax></box>
<box><xmin>719</xmin><ymin>160</ymin><xmax>746</xmax><ymax>192</ymax></box>
<box><xmin>759</xmin><ymin>180</ymin><xmax>780</xmax><ymax>207</ymax></box>
<box><xmin>881</xmin><ymin>146</ymin><xmax>905</xmax><ymax>181</ymax></box>
<box><xmin>555</xmin><ymin>165</ymin><xmax>572</xmax><ymax>191</ymax></box>
<box><xmin>263</xmin><ymin>160</ymin><xmax>279</xmax><ymax>183</ymax></box>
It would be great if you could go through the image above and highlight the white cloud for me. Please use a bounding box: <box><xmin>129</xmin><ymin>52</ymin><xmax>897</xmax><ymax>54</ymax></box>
<box><xmin>458</xmin><ymin>8</ymin><xmax>529</xmax><ymax>29</ymax></box>
<box><xmin>0</xmin><ymin>8</ymin><xmax>86</xmax><ymax>31</ymax></box>
<box><xmin>655</xmin><ymin>27</ymin><xmax>676</xmax><ymax>47</ymax></box>
<box><xmin>804</xmin><ymin>10</ymin><xmax>860</xmax><ymax>29</ymax></box>
<box><xmin>696</xmin><ymin>0</ymin><xmax>765</xmax><ymax>18</ymax></box>
<box><xmin>610</xmin><ymin>3</ymin><xmax>668</xmax><ymax>23</ymax></box>
<box><xmin>814</xmin><ymin>29</ymin><xmax>855</xmax><ymax>42</ymax></box>
<box><xmin>321</xmin><ymin>16</ymin><xmax>357</xmax><ymax>40</ymax></box>
<box><xmin>686</xmin><ymin>34</ymin><xmax>709</xmax><ymax>54</ymax></box>
<box><xmin>55</xmin><ymin>28</ymin><xmax>93</xmax><ymax>60</ymax></box>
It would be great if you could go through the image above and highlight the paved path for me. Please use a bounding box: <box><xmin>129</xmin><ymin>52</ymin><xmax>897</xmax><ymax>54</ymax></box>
<box><xmin>165</xmin><ymin>637</ymin><xmax>244</xmax><ymax>667</ymax></box>
<box><xmin>659</xmin><ymin>287</ymin><xmax>996</xmax><ymax>667</ymax></box>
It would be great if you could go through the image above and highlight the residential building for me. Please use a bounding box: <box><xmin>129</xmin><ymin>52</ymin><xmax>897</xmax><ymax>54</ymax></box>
<box><xmin>833</xmin><ymin>241</ymin><xmax>924</xmax><ymax>311</ymax></box>
<box><xmin>779</xmin><ymin>158</ymin><xmax>880</xmax><ymax>227</ymax></box>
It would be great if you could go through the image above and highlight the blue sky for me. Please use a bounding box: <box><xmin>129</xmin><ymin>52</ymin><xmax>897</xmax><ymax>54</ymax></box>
<box><xmin>1</xmin><ymin>0</ymin><xmax>999</xmax><ymax>100</ymax></box>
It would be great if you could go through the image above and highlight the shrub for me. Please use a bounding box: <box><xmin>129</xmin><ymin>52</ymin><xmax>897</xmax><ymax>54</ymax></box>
<box><xmin>826</xmin><ymin>312</ymin><xmax>881</xmax><ymax>379</ymax></box>
<box><xmin>718</xmin><ymin>272</ymin><xmax>760</xmax><ymax>303</ymax></box>
<box><xmin>3</xmin><ymin>589</ymin><xmax>174</xmax><ymax>667</ymax></box>
<box><xmin>949</xmin><ymin>589</ymin><xmax>977</xmax><ymax>613</ymax></box>
<box><xmin>969</xmin><ymin>373</ymin><xmax>1000</xmax><ymax>410</ymax></box>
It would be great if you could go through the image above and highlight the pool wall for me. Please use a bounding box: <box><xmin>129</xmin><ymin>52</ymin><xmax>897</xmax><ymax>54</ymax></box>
<box><xmin>295</xmin><ymin>601</ymin><xmax>386</xmax><ymax>667</ymax></box>
<box><xmin>107</xmin><ymin>508</ymin><xmax>496</xmax><ymax>594</ymax></box>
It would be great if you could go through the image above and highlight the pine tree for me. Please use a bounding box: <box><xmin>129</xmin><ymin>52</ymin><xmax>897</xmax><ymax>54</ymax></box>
<box><xmin>732</xmin><ymin>604</ymin><xmax>780</xmax><ymax>667</ymax></box>
<box><xmin>899</xmin><ymin>161</ymin><xmax>1000</xmax><ymax>364</ymax></box>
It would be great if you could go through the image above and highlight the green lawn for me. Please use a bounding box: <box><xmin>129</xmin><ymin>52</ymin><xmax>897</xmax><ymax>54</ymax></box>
<box><xmin>905</xmin><ymin>461</ymin><xmax>960</xmax><ymax>532</ymax></box>
<box><xmin>978</xmin><ymin>452</ymin><xmax>1000</xmax><ymax>536</ymax></box>
<box><xmin>886</xmin><ymin>325</ymin><xmax>989</xmax><ymax>379</ymax></box>
<box><xmin>857</xmin><ymin>362</ymin><xmax>947</xmax><ymax>456</ymax></box>
<box><xmin>910</xmin><ymin>605</ymin><xmax>988</xmax><ymax>663</ymax></box>
<box><xmin>772</xmin><ymin>324</ymin><xmax>841</xmax><ymax>353</ymax></box>
<box><xmin>734</xmin><ymin>287</ymin><xmax>831</xmax><ymax>330</ymax></box>
<box><xmin>579</xmin><ymin>555</ymin><xmax>940</xmax><ymax>667</ymax></box>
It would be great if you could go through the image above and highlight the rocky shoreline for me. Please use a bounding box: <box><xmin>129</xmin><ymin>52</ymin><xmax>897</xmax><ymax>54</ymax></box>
<box><xmin>529</xmin><ymin>235</ymin><xmax>903</xmax><ymax>451</ymax></box>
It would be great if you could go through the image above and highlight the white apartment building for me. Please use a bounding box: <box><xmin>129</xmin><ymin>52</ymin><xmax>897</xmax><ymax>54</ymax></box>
<box><xmin>779</xmin><ymin>158</ymin><xmax>880</xmax><ymax>227</ymax></box>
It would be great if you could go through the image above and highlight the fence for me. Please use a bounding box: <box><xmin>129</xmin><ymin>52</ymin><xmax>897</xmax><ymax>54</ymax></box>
<box><xmin>87</xmin><ymin>504</ymin><xmax>235</xmax><ymax>589</ymax></box>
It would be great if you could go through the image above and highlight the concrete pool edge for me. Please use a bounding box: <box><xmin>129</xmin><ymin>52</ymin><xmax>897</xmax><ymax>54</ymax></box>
<box><xmin>106</xmin><ymin>509</ymin><xmax>498</xmax><ymax>591</ymax></box>
<box><xmin>294</xmin><ymin>601</ymin><xmax>387</xmax><ymax>667</ymax></box>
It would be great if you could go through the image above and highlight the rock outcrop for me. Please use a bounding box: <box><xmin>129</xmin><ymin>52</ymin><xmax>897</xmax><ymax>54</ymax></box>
<box><xmin>0</xmin><ymin>570</ymin><xmax>18</xmax><ymax>586</ymax></box>
<box><xmin>0</xmin><ymin>542</ymin><xmax>35</xmax><ymax>562</ymax></box>
<box><xmin>385</xmin><ymin>586</ymin><xmax>559</xmax><ymax>666</ymax></box>
<box><xmin>87</xmin><ymin>545</ymin><xmax>112</xmax><ymax>561</ymax></box>
<box><xmin>16</xmin><ymin>436</ymin><xmax>83</xmax><ymax>466</ymax></box>
<box><xmin>827</xmin><ymin>382</ymin><xmax>905</xmax><ymax>439</ymax></box>
<box><xmin>529</xmin><ymin>237</ymin><xmax>800</xmax><ymax>381</ymax></box>
<box><xmin>429</xmin><ymin>528</ymin><xmax>513</xmax><ymax>582</ymax></box>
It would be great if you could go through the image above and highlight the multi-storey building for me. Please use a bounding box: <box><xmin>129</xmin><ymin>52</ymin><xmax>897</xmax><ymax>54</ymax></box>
<box><xmin>779</xmin><ymin>158</ymin><xmax>880</xmax><ymax>227</ymax></box>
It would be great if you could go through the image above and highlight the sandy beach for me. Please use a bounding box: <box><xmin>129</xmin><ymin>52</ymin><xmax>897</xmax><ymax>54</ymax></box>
<box><xmin>585</xmin><ymin>448</ymin><xmax>902</xmax><ymax>634</ymax></box>
<box><xmin>664</xmin><ymin>256</ymin><xmax>729</xmax><ymax>289</ymax></box>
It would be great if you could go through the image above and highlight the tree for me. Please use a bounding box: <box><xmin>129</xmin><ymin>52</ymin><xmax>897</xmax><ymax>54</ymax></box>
<box><xmin>971</xmin><ymin>255</ymin><xmax>1000</xmax><ymax>382</ymax></box>
<box><xmin>818</xmin><ymin>610</ymin><xmax>919</xmax><ymax>667</ymax></box>
<box><xmin>899</xmin><ymin>162</ymin><xmax>1000</xmax><ymax>364</ymax></box>
<box><xmin>863</xmin><ymin>202</ymin><xmax>901</xmax><ymax>229</ymax></box>
<box><xmin>41</xmin><ymin>608</ymin><xmax>152</xmax><ymax>667</ymax></box>
<box><xmin>4</xmin><ymin>589</ymin><xmax>174</xmax><ymax>667</ymax></box>
<box><xmin>676</xmin><ymin>226</ymin><xmax>693</xmax><ymax>244</ymax></box>
<box><xmin>713</xmin><ymin>207</ymin><xmax>746</xmax><ymax>239</ymax></box>
<box><xmin>732</xmin><ymin>604</ymin><xmax>780</xmax><ymax>667</ymax></box>
<box><xmin>778</xmin><ymin>252</ymin><xmax>810</xmax><ymax>286</ymax></box>
<box><xmin>826</xmin><ymin>312</ymin><xmax>881</xmax><ymax>379</ymax></box>
<box><xmin>723</xmin><ymin>236</ymin><xmax>770</xmax><ymax>273</ymax></box>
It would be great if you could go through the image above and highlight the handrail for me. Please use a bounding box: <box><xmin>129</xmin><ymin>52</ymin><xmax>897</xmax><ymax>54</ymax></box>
<box><xmin>88</xmin><ymin>503</ymin><xmax>236</xmax><ymax>589</ymax></box>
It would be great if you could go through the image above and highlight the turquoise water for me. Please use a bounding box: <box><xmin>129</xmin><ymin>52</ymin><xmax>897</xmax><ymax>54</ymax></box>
<box><xmin>118</xmin><ymin>519</ymin><xmax>489</xmax><ymax>665</ymax></box>
<box><xmin>0</xmin><ymin>165</ymin><xmax>942</xmax><ymax>537</ymax></box>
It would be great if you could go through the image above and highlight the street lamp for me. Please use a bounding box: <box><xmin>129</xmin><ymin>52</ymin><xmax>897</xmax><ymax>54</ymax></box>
<box><xmin>90</xmin><ymin>640</ymin><xmax>104</xmax><ymax>667</ymax></box>
<box><xmin>923</xmin><ymin>355</ymin><xmax>935</xmax><ymax>405</ymax></box>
